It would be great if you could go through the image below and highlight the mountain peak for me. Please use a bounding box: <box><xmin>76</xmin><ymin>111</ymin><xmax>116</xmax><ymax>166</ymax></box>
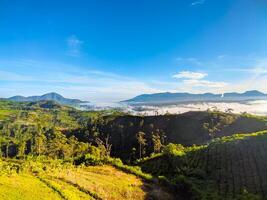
<box><xmin>243</xmin><ymin>90</ymin><xmax>264</xmax><ymax>96</ymax></box>
<box><xmin>6</xmin><ymin>92</ymin><xmax>88</xmax><ymax>106</ymax></box>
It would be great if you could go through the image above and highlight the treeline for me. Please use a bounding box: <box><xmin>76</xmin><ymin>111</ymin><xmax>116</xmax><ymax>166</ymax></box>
<box><xmin>0</xmin><ymin>122</ymin><xmax>89</xmax><ymax>158</ymax></box>
<box><xmin>71</xmin><ymin>111</ymin><xmax>262</xmax><ymax>162</ymax></box>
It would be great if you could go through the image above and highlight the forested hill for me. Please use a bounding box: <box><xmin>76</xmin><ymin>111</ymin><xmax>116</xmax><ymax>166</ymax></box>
<box><xmin>1</xmin><ymin>100</ymin><xmax>267</xmax><ymax>199</ymax></box>
<box><xmin>72</xmin><ymin>111</ymin><xmax>267</xmax><ymax>161</ymax></box>
<box><xmin>0</xmin><ymin>100</ymin><xmax>267</xmax><ymax>162</ymax></box>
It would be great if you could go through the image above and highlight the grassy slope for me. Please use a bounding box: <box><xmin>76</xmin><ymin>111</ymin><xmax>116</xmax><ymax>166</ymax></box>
<box><xmin>0</xmin><ymin>174</ymin><xmax>62</xmax><ymax>200</ymax></box>
<box><xmin>0</xmin><ymin>163</ymin><xmax>174</xmax><ymax>200</ymax></box>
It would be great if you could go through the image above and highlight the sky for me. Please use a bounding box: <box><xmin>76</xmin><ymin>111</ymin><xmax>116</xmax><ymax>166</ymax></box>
<box><xmin>0</xmin><ymin>0</ymin><xmax>267</xmax><ymax>103</ymax></box>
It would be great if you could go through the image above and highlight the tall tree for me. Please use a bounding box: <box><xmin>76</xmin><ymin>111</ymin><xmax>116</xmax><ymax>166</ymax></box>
<box><xmin>152</xmin><ymin>132</ymin><xmax>162</xmax><ymax>153</ymax></box>
<box><xmin>136</xmin><ymin>131</ymin><xmax>146</xmax><ymax>159</ymax></box>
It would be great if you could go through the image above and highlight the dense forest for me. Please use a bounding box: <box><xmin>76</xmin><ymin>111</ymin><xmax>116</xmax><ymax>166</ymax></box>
<box><xmin>0</xmin><ymin>99</ymin><xmax>267</xmax><ymax>199</ymax></box>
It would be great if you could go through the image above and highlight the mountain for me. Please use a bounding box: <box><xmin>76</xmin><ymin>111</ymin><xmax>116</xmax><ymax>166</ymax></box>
<box><xmin>6</xmin><ymin>92</ymin><xmax>88</xmax><ymax>106</ymax></box>
<box><xmin>122</xmin><ymin>90</ymin><xmax>267</xmax><ymax>105</ymax></box>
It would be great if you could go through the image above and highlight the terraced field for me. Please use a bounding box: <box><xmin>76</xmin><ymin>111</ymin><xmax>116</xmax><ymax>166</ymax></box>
<box><xmin>190</xmin><ymin>131</ymin><xmax>267</xmax><ymax>199</ymax></box>
<box><xmin>141</xmin><ymin>131</ymin><xmax>267</xmax><ymax>199</ymax></box>
<box><xmin>0</xmin><ymin>165</ymin><xmax>173</xmax><ymax>200</ymax></box>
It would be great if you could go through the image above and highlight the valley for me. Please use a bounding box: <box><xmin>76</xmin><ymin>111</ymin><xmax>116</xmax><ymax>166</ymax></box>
<box><xmin>0</xmin><ymin>99</ymin><xmax>267</xmax><ymax>199</ymax></box>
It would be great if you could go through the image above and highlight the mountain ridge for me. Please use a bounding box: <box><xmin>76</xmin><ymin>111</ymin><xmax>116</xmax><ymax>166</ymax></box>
<box><xmin>5</xmin><ymin>92</ymin><xmax>88</xmax><ymax>106</ymax></box>
<box><xmin>122</xmin><ymin>90</ymin><xmax>267</xmax><ymax>105</ymax></box>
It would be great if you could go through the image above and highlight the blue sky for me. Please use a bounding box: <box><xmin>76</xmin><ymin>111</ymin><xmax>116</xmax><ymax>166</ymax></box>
<box><xmin>1</xmin><ymin>0</ymin><xmax>267</xmax><ymax>102</ymax></box>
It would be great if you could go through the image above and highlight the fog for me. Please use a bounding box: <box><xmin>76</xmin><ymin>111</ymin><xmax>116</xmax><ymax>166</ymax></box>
<box><xmin>129</xmin><ymin>100</ymin><xmax>267</xmax><ymax>116</ymax></box>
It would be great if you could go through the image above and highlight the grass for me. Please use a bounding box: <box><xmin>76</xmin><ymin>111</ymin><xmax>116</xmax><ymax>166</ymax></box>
<box><xmin>211</xmin><ymin>130</ymin><xmax>267</xmax><ymax>144</ymax></box>
<box><xmin>0</xmin><ymin>109</ymin><xmax>18</xmax><ymax>120</ymax></box>
<box><xmin>0</xmin><ymin>174</ymin><xmax>62</xmax><ymax>200</ymax></box>
<box><xmin>0</xmin><ymin>160</ymin><xmax>174</xmax><ymax>200</ymax></box>
<box><xmin>48</xmin><ymin>165</ymin><xmax>148</xmax><ymax>200</ymax></box>
<box><xmin>39</xmin><ymin>176</ymin><xmax>93</xmax><ymax>200</ymax></box>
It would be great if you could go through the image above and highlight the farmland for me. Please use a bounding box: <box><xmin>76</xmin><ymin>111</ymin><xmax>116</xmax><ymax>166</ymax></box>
<box><xmin>140</xmin><ymin>131</ymin><xmax>267</xmax><ymax>199</ymax></box>
<box><xmin>0</xmin><ymin>159</ymin><xmax>173</xmax><ymax>200</ymax></box>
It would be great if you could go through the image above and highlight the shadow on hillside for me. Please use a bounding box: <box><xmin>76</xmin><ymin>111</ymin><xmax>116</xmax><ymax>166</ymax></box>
<box><xmin>141</xmin><ymin>182</ymin><xmax>176</xmax><ymax>200</ymax></box>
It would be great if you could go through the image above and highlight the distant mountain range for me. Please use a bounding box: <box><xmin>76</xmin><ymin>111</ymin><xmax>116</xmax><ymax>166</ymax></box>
<box><xmin>122</xmin><ymin>90</ymin><xmax>267</xmax><ymax>105</ymax></box>
<box><xmin>4</xmin><ymin>92</ymin><xmax>88</xmax><ymax>106</ymax></box>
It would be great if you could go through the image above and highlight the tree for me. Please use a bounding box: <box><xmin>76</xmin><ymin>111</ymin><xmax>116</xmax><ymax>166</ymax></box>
<box><xmin>152</xmin><ymin>132</ymin><xmax>162</xmax><ymax>153</ymax></box>
<box><xmin>136</xmin><ymin>131</ymin><xmax>146</xmax><ymax>159</ymax></box>
<box><xmin>33</xmin><ymin>124</ymin><xmax>47</xmax><ymax>156</ymax></box>
<box><xmin>46</xmin><ymin>131</ymin><xmax>68</xmax><ymax>159</ymax></box>
<box><xmin>95</xmin><ymin>134</ymin><xmax>112</xmax><ymax>158</ymax></box>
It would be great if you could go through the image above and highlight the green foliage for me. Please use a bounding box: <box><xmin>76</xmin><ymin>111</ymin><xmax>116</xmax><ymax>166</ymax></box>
<box><xmin>1</xmin><ymin>100</ymin><xmax>267</xmax><ymax>199</ymax></box>
<box><xmin>73</xmin><ymin>154</ymin><xmax>154</xmax><ymax>181</ymax></box>
<box><xmin>140</xmin><ymin>130</ymin><xmax>267</xmax><ymax>200</ymax></box>
<box><xmin>74</xmin><ymin>154</ymin><xmax>103</xmax><ymax>166</ymax></box>
<box><xmin>136</xmin><ymin>131</ymin><xmax>146</xmax><ymax>159</ymax></box>
<box><xmin>162</xmin><ymin>143</ymin><xmax>185</xmax><ymax>156</ymax></box>
<box><xmin>213</xmin><ymin>130</ymin><xmax>267</xmax><ymax>144</ymax></box>
<box><xmin>152</xmin><ymin>131</ymin><xmax>163</xmax><ymax>153</ymax></box>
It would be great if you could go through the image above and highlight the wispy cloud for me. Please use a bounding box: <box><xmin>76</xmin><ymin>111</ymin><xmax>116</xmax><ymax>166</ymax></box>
<box><xmin>172</xmin><ymin>70</ymin><xmax>227</xmax><ymax>89</ymax></box>
<box><xmin>191</xmin><ymin>0</ymin><xmax>205</xmax><ymax>6</ymax></box>
<box><xmin>173</xmin><ymin>55</ymin><xmax>267</xmax><ymax>93</ymax></box>
<box><xmin>173</xmin><ymin>71</ymin><xmax>207</xmax><ymax>80</ymax></box>
<box><xmin>66</xmin><ymin>35</ymin><xmax>83</xmax><ymax>57</ymax></box>
<box><xmin>1</xmin><ymin>55</ymin><xmax>267</xmax><ymax>103</ymax></box>
<box><xmin>0</xmin><ymin>59</ymin><xmax>160</xmax><ymax>102</ymax></box>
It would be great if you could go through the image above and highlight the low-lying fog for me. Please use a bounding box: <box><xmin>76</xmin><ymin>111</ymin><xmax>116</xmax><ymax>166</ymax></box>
<box><xmin>81</xmin><ymin>100</ymin><xmax>267</xmax><ymax>116</ymax></box>
<box><xmin>128</xmin><ymin>100</ymin><xmax>267</xmax><ymax>116</ymax></box>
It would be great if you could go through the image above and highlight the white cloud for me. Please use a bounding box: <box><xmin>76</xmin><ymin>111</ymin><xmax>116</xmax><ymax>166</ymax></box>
<box><xmin>173</xmin><ymin>71</ymin><xmax>207</xmax><ymax>80</ymax></box>
<box><xmin>66</xmin><ymin>35</ymin><xmax>83</xmax><ymax>57</ymax></box>
<box><xmin>191</xmin><ymin>0</ymin><xmax>205</xmax><ymax>6</ymax></box>
<box><xmin>172</xmin><ymin>70</ymin><xmax>227</xmax><ymax>89</ymax></box>
<box><xmin>0</xmin><ymin>59</ymin><xmax>161</xmax><ymax>103</ymax></box>
<box><xmin>1</xmin><ymin>55</ymin><xmax>267</xmax><ymax>103</ymax></box>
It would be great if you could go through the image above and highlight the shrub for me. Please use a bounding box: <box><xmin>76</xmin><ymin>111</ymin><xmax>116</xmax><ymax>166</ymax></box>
<box><xmin>162</xmin><ymin>143</ymin><xmax>185</xmax><ymax>156</ymax></box>
<box><xmin>74</xmin><ymin>154</ymin><xmax>103</xmax><ymax>166</ymax></box>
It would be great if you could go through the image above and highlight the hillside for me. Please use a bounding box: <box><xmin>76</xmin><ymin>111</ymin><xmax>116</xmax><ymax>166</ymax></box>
<box><xmin>123</xmin><ymin>90</ymin><xmax>267</xmax><ymax>105</ymax></box>
<box><xmin>0</xmin><ymin>159</ymin><xmax>173</xmax><ymax>200</ymax></box>
<box><xmin>140</xmin><ymin>131</ymin><xmax>267</xmax><ymax>199</ymax></box>
<box><xmin>0</xmin><ymin>99</ymin><xmax>267</xmax><ymax>199</ymax></box>
<box><xmin>73</xmin><ymin>111</ymin><xmax>267</xmax><ymax>161</ymax></box>
<box><xmin>1</xmin><ymin>99</ymin><xmax>267</xmax><ymax>162</ymax></box>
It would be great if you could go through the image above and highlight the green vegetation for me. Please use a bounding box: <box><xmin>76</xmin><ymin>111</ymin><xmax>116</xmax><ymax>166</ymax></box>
<box><xmin>140</xmin><ymin>131</ymin><xmax>267</xmax><ymax>199</ymax></box>
<box><xmin>0</xmin><ymin>99</ymin><xmax>267</xmax><ymax>199</ymax></box>
<box><xmin>0</xmin><ymin>158</ymin><xmax>169</xmax><ymax>200</ymax></box>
